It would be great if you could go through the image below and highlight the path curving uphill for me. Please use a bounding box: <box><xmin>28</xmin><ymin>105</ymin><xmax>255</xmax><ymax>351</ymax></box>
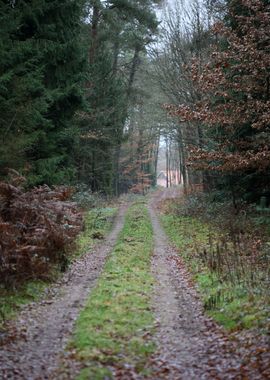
<box><xmin>0</xmin><ymin>204</ymin><xmax>128</xmax><ymax>380</ymax></box>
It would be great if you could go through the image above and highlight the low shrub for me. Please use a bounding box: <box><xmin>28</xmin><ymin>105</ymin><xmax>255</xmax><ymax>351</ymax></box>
<box><xmin>72</xmin><ymin>184</ymin><xmax>105</xmax><ymax>210</ymax></box>
<box><xmin>0</xmin><ymin>177</ymin><xmax>83</xmax><ymax>288</ymax></box>
<box><xmin>160</xmin><ymin>194</ymin><xmax>270</xmax><ymax>331</ymax></box>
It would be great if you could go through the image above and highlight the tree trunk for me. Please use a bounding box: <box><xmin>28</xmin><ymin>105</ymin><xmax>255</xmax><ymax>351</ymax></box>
<box><xmin>89</xmin><ymin>3</ymin><xmax>100</xmax><ymax>64</ymax></box>
<box><xmin>112</xmin><ymin>37</ymin><xmax>120</xmax><ymax>76</ymax></box>
<box><xmin>127</xmin><ymin>45</ymin><xmax>141</xmax><ymax>99</ymax></box>
<box><xmin>166</xmin><ymin>136</ymin><xmax>169</xmax><ymax>188</ymax></box>
<box><xmin>177</xmin><ymin>128</ymin><xmax>188</xmax><ymax>193</ymax></box>
<box><xmin>197</xmin><ymin>122</ymin><xmax>211</xmax><ymax>191</ymax></box>
<box><xmin>113</xmin><ymin>143</ymin><xmax>121</xmax><ymax>196</ymax></box>
<box><xmin>154</xmin><ymin>133</ymin><xmax>160</xmax><ymax>186</ymax></box>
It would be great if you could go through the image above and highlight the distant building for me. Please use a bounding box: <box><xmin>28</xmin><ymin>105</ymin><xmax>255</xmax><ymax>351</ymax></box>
<box><xmin>157</xmin><ymin>171</ymin><xmax>167</xmax><ymax>187</ymax></box>
<box><xmin>157</xmin><ymin>170</ymin><xmax>181</xmax><ymax>187</ymax></box>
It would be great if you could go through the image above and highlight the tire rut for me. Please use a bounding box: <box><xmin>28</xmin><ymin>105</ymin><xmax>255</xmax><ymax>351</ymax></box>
<box><xmin>148</xmin><ymin>195</ymin><xmax>244</xmax><ymax>380</ymax></box>
<box><xmin>0</xmin><ymin>203</ymin><xmax>129</xmax><ymax>380</ymax></box>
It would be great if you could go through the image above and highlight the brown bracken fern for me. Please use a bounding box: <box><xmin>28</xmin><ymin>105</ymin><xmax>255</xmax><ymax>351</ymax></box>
<box><xmin>0</xmin><ymin>174</ymin><xmax>83</xmax><ymax>288</ymax></box>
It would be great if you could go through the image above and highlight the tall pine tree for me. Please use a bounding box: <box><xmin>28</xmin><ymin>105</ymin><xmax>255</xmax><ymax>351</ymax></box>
<box><xmin>75</xmin><ymin>0</ymin><xmax>159</xmax><ymax>194</ymax></box>
<box><xmin>0</xmin><ymin>0</ymin><xmax>86</xmax><ymax>185</ymax></box>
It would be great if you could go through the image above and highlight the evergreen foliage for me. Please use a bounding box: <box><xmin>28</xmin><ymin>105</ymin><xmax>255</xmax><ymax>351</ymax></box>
<box><xmin>0</xmin><ymin>0</ymin><xmax>86</xmax><ymax>186</ymax></box>
<box><xmin>75</xmin><ymin>0</ymin><xmax>159</xmax><ymax>194</ymax></box>
<box><xmin>0</xmin><ymin>0</ymin><xmax>160</xmax><ymax>194</ymax></box>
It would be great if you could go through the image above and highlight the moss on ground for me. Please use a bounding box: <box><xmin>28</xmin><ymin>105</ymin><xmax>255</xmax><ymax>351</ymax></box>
<box><xmin>72</xmin><ymin>202</ymin><xmax>155</xmax><ymax>379</ymax></box>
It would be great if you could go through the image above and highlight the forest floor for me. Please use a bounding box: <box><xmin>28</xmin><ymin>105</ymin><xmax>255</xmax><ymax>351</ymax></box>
<box><xmin>0</xmin><ymin>202</ymin><xmax>129</xmax><ymax>379</ymax></box>
<box><xmin>0</xmin><ymin>189</ymin><xmax>269</xmax><ymax>379</ymax></box>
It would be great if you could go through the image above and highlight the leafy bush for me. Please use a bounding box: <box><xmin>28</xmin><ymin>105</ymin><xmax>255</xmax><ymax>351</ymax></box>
<box><xmin>0</xmin><ymin>179</ymin><xmax>83</xmax><ymax>288</ymax></box>
<box><xmin>72</xmin><ymin>184</ymin><xmax>105</xmax><ymax>210</ymax></box>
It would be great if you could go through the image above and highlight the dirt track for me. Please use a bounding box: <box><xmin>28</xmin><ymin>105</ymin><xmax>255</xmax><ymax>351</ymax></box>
<box><xmin>0</xmin><ymin>204</ymin><xmax>128</xmax><ymax>380</ymax></box>
<box><xmin>149</xmin><ymin>189</ymin><xmax>240</xmax><ymax>379</ymax></box>
<box><xmin>1</xmin><ymin>189</ymin><xmax>269</xmax><ymax>379</ymax></box>
<box><xmin>149</xmin><ymin>187</ymin><xmax>268</xmax><ymax>380</ymax></box>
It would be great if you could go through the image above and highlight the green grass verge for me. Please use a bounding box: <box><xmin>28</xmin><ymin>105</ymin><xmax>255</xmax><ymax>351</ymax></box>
<box><xmin>72</xmin><ymin>202</ymin><xmax>155</xmax><ymax>379</ymax></box>
<box><xmin>161</xmin><ymin>214</ymin><xmax>269</xmax><ymax>331</ymax></box>
<box><xmin>75</xmin><ymin>207</ymin><xmax>118</xmax><ymax>258</ymax></box>
<box><xmin>0</xmin><ymin>281</ymin><xmax>48</xmax><ymax>331</ymax></box>
<box><xmin>0</xmin><ymin>207</ymin><xmax>118</xmax><ymax>331</ymax></box>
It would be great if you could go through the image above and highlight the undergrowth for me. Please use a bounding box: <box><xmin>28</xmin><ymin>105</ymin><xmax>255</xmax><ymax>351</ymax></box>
<box><xmin>0</xmin><ymin>202</ymin><xmax>117</xmax><ymax>331</ymax></box>
<box><xmin>75</xmin><ymin>207</ymin><xmax>118</xmax><ymax>258</ymax></box>
<box><xmin>160</xmin><ymin>196</ymin><xmax>270</xmax><ymax>332</ymax></box>
<box><xmin>0</xmin><ymin>176</ymin><xmax>83</xmax><ymax>287</ymax></box>
<box><xmin>0</xmin><ymin>281</ymin><xmax>48</xmax><ymax>331</ymax></box>
<box><xmin>71</xmin><ymin>202</ymin><xmax>155</xmax><ymax>379</ymax></box>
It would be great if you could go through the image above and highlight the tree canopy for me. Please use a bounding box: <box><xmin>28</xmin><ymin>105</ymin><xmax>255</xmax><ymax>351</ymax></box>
<box><xmin>0</xmin><ymin>0</ymin><xmax>269</xmax><ymax>202</ymax></box>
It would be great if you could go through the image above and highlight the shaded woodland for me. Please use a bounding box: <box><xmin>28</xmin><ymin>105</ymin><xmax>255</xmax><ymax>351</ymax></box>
<box><xmin>1</xmin><ymin>0</ymin><xmax>269</xmax><ymax>200</ymax></box>
<box><xmin>0</xmin><ymin>0</ymin><xmax>164</xmax><ymax>195</ymax></box>
<box><xmin>0</xmin><ymin>0</ymin><xmax>269</xmax><ymax>287</ymax></box>
<box><xmin>0</xmin><ymin>3</ymin><xmax>270</xmax><ymax>378</ymax></box>
<box><xmin>154</xmin><ymin>0</ymin><xmax>270</xmax><ymax>203</ymax></box>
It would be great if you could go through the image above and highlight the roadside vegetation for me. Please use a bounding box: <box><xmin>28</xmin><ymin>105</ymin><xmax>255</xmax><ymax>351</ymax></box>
<box><xmin>71</xmin><ymin>201</ymin><xmax>155</xmax><ymax>380</ymax></box>
<box><xmin>75</xmin><ymin>207</ymin><xmax>118</xmax><ymax>258</ymax></box>
<box><xmin>160</xmin><ymin>193</ymin><xmax>270</xmax><ymax>333</ymax></box>
<box><xmin>0</xmin><ymin>180</ymin><xmax>117</xmax><ymax>330</ymax></box>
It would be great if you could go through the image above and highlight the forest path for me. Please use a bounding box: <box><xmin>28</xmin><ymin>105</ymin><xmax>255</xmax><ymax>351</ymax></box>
<box><xmin>0</xmin><ymin>203</ymin><xmax>129</xmax><ymax>380</ymax></box>
<box><xmin>1</xmin><ymin>189</ymin><xmax>267</xmax><ymax>379</ymax></box>
<box><xmin>149</xmin><ymin>188</ymin><xmax>243</xmax><ymax>380</ymax></box>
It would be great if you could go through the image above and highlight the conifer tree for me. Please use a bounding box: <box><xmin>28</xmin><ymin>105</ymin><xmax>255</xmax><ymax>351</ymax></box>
<box><xmin>0</xmin><ymin>1</ymin><xmax>48</xmax><ymax>178</ymax></box>
<box><xmin>0</xmin><ymin>0</ymin><xmax>86</xmax><ymax>185</ymax></box>
<box><xmin>25</xmin><ymin>0</ymin><xmax>86</xmax><ymax>185</ymax></box>
<box><xmin>76</xmin><ymin>0</ymin><xmax>160</xmax><ymax>194</ymax></box>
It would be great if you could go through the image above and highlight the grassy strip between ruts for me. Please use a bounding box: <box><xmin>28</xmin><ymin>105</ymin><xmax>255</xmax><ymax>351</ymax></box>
<box><xmin>0</xmin><ymin>207</ymin><xmax>118</xmax><ymax>331</ymax></box>
<box><xmin>72</xmin><ymin>201</ymin><xmax>155</xmax><ymax>380</ymax></box>
<box><xmin>75</xmin><ymin>207</ymin><xmax>118</xmax><ymax>258</ymax></box>
<box><xmin>161</xmin><ymin>213</ymin><xmax>269</xmax><ymax>332</ymax></box>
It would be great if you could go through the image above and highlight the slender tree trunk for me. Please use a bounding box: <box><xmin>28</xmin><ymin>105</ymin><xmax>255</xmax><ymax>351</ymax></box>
<box><xmin>166</xmin><ymin>136</ymin><xmax>169</xmax><ymax>188</ymax></box>
<box><xmin>154</xmin><ymin>133</ymin><xmax>160</xmax><ymax>186</ymax></box>
<box><xmin>113</xmin><ymin>142</ymin><xmax>121</xmax><ymax>196</ymax></box>
<box><xmin>169</xmin><ymin>140</ymin><xmax>172</xmax><ymax>187</ymax></box>
<box><xmin>127</xmin><ymin>45</ymin><xmax>141</xmax><ymax>99</ymax></box>
<box><xmin>89</xmin><ymin>3</ymin><xmax>100</xmax><ymax>64</ymax></box>
<box><xmin>177</xmin><ymin>128</ymin><xmax>188</xmax><ymax>193</ymax></box>
<box><xmin>112</xmin><ymin>37</ymin><xmax>120</xmax><ymax>76</ymax></box>
<box><xmin>113</xmin><ymin>45</ymin><xmax>141</xmax><ymax>195</ymax></box>
<box><xmin>197</xmin><ymin>122</ymin><xmax>211</xmax><ymax>191</ymax></box>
